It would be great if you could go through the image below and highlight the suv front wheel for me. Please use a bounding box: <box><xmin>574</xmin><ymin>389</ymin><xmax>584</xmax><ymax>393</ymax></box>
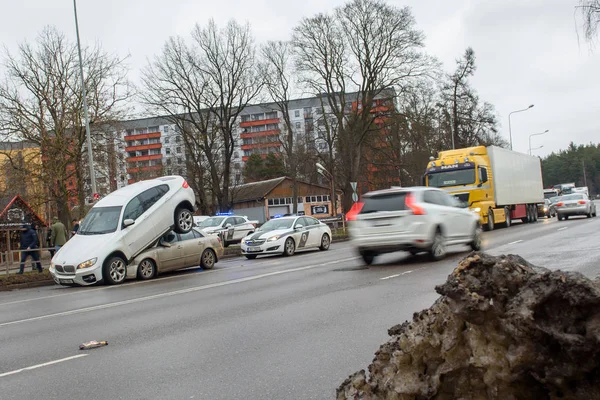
<box><xmin>429</xmin><ymin>229</ymin><xmax>446</xmax><ymax>261</ymax></box>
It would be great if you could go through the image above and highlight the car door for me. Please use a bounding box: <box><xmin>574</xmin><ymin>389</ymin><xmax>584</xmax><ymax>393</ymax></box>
<box><xmin>436</xmin><ymin>190</ymin><xmax>472</xmax><ymax>238</ymax></box>
<box><xmin>181</xmin><ymin>229</ymin><xmax>203</xmax><ymax>267</ymax></box>
<box><xmin>303</xmin><ymin>217</ymin><xmax>322</xmax><ymax>248</ymax></box>
<box><xmin>293</xmin><ymin>217</ymin><xmax>310</xmax><ymax>249</ymax></box>
<box><xmin>222</xmin><ymin>217</ymin><xmax>236</xmax><ymax>242</ymax></box>
<box><xmin>123</xmin><ymin>193</ymin><xmax>158</xmax><ymax>257</ymax></box>
<box><xmin>422</xmin><ymin>190</ymin><xmax>453</xmax><ymax>240</ymax></box>
<box><xmin>234</xmin><ymin>217</ymin><xmax>251</xmax><ymax>241</ymax></box>
<box><xmin>156</xmin><ymin>231</ymin><xmax>185</xmax><ymax>272</ymax></box>
<box><xmin>140</xmin><ymin>185</ymin><xmax>170</xmax><ymax>236</ymax></box>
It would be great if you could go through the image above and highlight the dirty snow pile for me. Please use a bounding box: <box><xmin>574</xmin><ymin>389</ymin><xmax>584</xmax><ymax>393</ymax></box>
<box><xmin>337</xmin><ymin>253</ymin><xmax>600</xmax><ymax>400</ymax></box>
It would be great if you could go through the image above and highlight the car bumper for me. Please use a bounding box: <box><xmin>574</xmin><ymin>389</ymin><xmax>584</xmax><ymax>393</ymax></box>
<box><xmin>240</xmin><ymin>241</ymin><xmax>284</xmax><ymax>256</ymax></box>
<box><xmin>349</xmin><ymin>230</ymin><xmax>433</xmax><ymax>254</ymax></box>
<box><xmin>49</xmin><ymin>265</ymin><xmax>102</xmax><ymax>286</ymax></box>
<box><xmin>557</xmin><ymin>205</ymin><xmax>588</xmax><ymax>216</ymax></box>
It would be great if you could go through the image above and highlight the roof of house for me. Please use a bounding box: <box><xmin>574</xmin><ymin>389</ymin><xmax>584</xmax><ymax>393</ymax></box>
<box><xmin>0</xmin><ymin>194</ymin><xmax>47</xmax><ymax>229</ymax></box>
<box><xmin>231</xmin><ymin>177</ymin><xmax>287</xmax><ymax>204</ymax></box>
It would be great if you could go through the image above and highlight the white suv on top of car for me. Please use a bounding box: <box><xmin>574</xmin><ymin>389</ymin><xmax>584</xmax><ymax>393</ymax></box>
<box><xmin>49</xmin><ymin>175</ymin><xmax>196</xmax><ymax>286</ymax></box>
<box><xmin>349</xmin><ymin>186</ymin><xmax>481</xmax><ymax>265</ymax></box>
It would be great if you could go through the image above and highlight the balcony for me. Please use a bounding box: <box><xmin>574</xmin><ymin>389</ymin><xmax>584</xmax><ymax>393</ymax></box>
<box><xmin>127</xmin><ymin>164</ymin><xmax>164</xmax><ymax>174</ymax></box>
<box><xmin>240</xmin><ymin>129</ymin><xmax>280</xmax><ymax>139</ymax></box>
<box><xmin>241</xmin><ymin>142</ymin><xmax>280</xmax><ymax>151</ymax></box>
<box><xmin>239</xmin><ymin>118</ymin><xmax>280</xmax><ymax>128</ymax></box>
<box><xmin>124</xmin><ymin>131</ymin><xmax>161</xmax><ymax>142</ymax></box>
<box><xmin>126</xmin><ymin>153</ymin><xmax>163</xmax><ymax>163</ymax></box>
<box><xmin>125</xmin><ymin>142</ymin><xmax>162</xmax><ymax>153</ymax></box>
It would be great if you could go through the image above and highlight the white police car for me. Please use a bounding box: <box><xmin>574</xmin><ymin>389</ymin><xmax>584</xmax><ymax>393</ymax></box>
<box><xmin>240</xmin><ymin>216</ymin><xmax>332</xmax><ymax>259</ymax></box>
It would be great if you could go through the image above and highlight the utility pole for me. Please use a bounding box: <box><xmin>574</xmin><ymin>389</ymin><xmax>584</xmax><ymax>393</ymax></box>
<box><xmin>583</xmin><ymin>160</ymin><xmax>588</xmax><ymax>188</ymax></box>
<box><xmin>73</xmin><ymin>0</ymin><xmax>97</xmax><ymax>198</ymax></box>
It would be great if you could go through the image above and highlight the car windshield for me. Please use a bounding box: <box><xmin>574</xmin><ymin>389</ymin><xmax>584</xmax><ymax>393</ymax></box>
<box><xmin>199</xmin><ymin>217</ymin><xmax>226</xmax><ymax>228</ymax></box>
<box><xmin>560</xmin><ymin>194</ymin><xmax>585</xmax><ymax>201</ymax></box>
<box><xmin>78</xmin><ymin>206</ymin><xmax>123</xmax><ymax>235</ymax></box>
<box><xmin>427</xmin><ymin>168</ymin><xmax>476</xmax><ymax>188</ymax></box>
<box><xmin>259</xmin><ymin>219</ymin><xmax>294</xmax><ymax>231</ymax></box>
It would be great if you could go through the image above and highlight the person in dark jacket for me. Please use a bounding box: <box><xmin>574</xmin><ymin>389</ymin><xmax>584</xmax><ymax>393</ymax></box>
<box><xmin>18</xmin><ymin>223</ymin><xmax>43</xmax><ymax>274</ymax></box>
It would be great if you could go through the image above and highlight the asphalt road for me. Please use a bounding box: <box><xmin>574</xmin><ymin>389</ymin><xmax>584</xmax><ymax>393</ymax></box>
<box><xmin>1</xmin><ymin>210</ymin><xmax>599</xmax><ymax>399</ymax></box>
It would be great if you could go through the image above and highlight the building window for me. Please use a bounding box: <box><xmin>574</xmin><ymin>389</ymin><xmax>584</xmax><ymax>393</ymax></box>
<box><xmin>235</xmin><ymin>173</ymin><xmax>241</xmax><ymax>182</ymax></box>
<box><xmin>317</xmin><ymin>195</ymin><xmax>322</xmax><ymax>202</ymax></box>
<box><xmin>167</xmin><ymin>159</ymin><xmax>172</xmax><ymax>165</ymax></box>
<box><xmin>148</xmin><ymin>126</ymin><xmax>159</xmax><ymax>132</ymax></box>
<box><xmin>235</xmin><ymin>163</ymin><xmax>241</xmax><ymax>170</ymax></box>
<box><xmin>295</xmin><ymin>122</ymin><xmax>301</xmax><ymax>130</ymax></box>
<box><xmin>233</xmin><ymin>151</ymin><xmax>239</xmax><ymax>158</ymax></box>
<box><xmin>177</xmin><ymin>158</ymin><xmax>182</xmax><ymax>165</ymax></box>
<box><xmin>164</xmin><ymin>137</ymin><xmax>170</xmax><ymax>144</ymax></box>
<box><xmin>177</xmin><ymin>147</ymin><xmax>182</xmax><ymax>154</ymax></box>
<box><xmin>166</xmin><ymin>169</ymin><xmax>172</xmax><ymax>175</ymax></box>
<box><xmin>294</xmin><ymin>110</ymin><xmax>300</xmax><ymax>118</ymax></box>
<box><xmin>164</xmin><ymin>125</ymin><xmax>170</xmax><ymax>133</ymax></box>
<box><xmin>265</xmin><ymin>111</ymin><xmax>277</xmax><ymax>119</ymax></box>
<box><xmin>166</xmin><ymin>148</ymin><xmax>171</xmax><ymax>155</ymax></box>
<box><xmin>176</xmin><ymin>135</ymin><xmax>182</xmax><ymax>143</ymax></box>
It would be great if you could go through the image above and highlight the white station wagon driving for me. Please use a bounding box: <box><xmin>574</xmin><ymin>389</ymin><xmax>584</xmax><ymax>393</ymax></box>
<box><xmin>50</xmin><ymin>176</ymin><xmax>196</xmax><ymax>286</ymax></box>
<box><xmin>240</xmin><ymin>216</ymin><xmax>331</xmax><ymax>259</ymax></box>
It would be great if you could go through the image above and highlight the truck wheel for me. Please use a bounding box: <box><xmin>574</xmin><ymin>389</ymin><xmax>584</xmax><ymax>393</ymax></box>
<box><xmin>533</xmin><ymin>206</ymin><xmax>538</xmax><ymax>222</ymax></box>
<box><xmin>485</xmin><ymin>210</ymin><xmax>494</xmax><ymax>231</ymax></box>
<box><xmin>504</xmin><ymin>208</ymin><xmax>511</xmax><ymax>228</ymax></box>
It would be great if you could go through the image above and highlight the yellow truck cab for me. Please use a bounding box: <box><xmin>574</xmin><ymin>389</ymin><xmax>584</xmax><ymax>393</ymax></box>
<box><xmin>424</xmin><ymin>145</ymin><xmax>544</xmax><ymax>231</ymax></box>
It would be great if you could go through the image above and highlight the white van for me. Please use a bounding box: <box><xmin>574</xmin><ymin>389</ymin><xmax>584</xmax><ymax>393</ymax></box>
<box><xmin>49</xmin><ymin>176</ymin><xmax>195</xmax><ymax>286</ymax></box>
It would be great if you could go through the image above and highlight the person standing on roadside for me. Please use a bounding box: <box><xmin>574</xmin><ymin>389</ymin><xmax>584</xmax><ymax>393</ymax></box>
<box><xmin>18</xmin><ymin>223</ymin><xmax>43</xmax><ymax>274</ymax></box>
<box><xmin>71</xmin><ymin>219</ymin><xmax>80</xmax><ymax>237</ymax></box>
<box><xmin>51</xmin><ymin>217</ymin><xmax>68</xmax><ymax>252</ymax></box>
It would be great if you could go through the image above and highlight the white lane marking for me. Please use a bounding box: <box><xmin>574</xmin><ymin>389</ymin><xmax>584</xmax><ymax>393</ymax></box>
<box><xmin>557</xmin><ymin>227</ymin><xmax>568</xmax><ymax>231</ymax></box>
<box><xmin>380</xmin><ymin>270</ymin><xmax>413</xmax><ymax>280</ymax></box>
<box><xmin>0</xmin><ymin>257</ymin><xmax>358</xmax><ymax>328</ymax></box>
<box><xmin>0</xmin><ymin>354</ymin><xmax>87</xmax><ymax>378</ymax></box>
<box><xmin>0</xmin><ymin>263</ymin><xmax>249</xmax><ymax>307</ymax></box>
<box><xmin>507</xmin><ymin>240</ymin><xmax>523</xmax><ymax>245</ymax></box>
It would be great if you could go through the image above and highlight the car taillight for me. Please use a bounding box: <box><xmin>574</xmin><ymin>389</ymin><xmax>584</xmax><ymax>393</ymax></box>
<box><xmin>578</xmin><ymin>200</ymin><xmax>586</xmax><ymax>204</ymax></box>
<box><xmin>182</xmin><ymin>180</ymin><xmax>189</xmax><ymax>189</ymax></box>
<box><xmin>405</xmin><ymin>193</ymin><xmax>425</xmax><ymax>215</ymax></box>
<box><xmin>556</xmin><ymin>202</ymin><xmax>564</xmax><ymax>207</ymax></box>
<box><xmin>345</xmin><ymin>202</ymin><xmax>364</xmax><ymax>221</ymax></box>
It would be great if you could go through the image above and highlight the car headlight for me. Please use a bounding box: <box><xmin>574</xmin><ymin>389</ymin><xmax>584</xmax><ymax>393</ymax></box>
<box><xmin>267</xmin><ymin>235</ymin><xmax>281</xmax><ymax>242</ymax></box>
<box><xmin>471</xmin><ymin>207</ymin><xmax>481</xmax><ymax>213</ymax></box>
<box><xmin>543</xmin><ymin>207</ymin><xmax>548</xmax><ymax>211</ymax></box>
<box><xmin>77</xmin><ymin>258</ymin><xmax>97</xmax><ymax>269</ymax></box>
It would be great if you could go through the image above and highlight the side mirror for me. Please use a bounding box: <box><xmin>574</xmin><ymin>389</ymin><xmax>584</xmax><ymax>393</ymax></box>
<box><xmin>481</xmin><ymin>168</ymin><xmax>488</xmax><ymax>183</ymax></box>
<box><xmin>295</xmin><ymin>224</ymin><xmax>304</xmax><ymax>230</ymax></box>
<box><xmin>225</xmin><ymin>223</ymin><xmax>233</xmax><ymax>229</ymax></box>
<box><xmin>161</xmin><ymin>241</ymin><xmax>172</xmax><ymax>248</ymax></box>
<box><xmin>123</xmin><ymin>219</ymin><xmax>135</xmax><ymax>228</ymax></box>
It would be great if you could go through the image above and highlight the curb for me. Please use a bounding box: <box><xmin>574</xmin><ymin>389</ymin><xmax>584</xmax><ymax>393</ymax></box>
<box><xmin>0</xmin><ymin>279</ymin><xmax>56</xmax><ymax>292</ymax></box>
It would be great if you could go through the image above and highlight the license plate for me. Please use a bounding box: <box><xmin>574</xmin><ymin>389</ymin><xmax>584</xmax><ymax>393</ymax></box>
<box><xmin>59</xmin><ymin>279</ymin><xmax>74</xmax><ymax>284</ymax></box>
<box><xmin>249</xmin><ymin>246</ymin><xmax>261</xmax><ymax>252</ymax></box>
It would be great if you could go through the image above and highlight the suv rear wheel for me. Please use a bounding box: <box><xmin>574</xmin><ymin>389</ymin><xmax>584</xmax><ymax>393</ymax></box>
<box><xmin>174</xmin><ymin>206</ymin><xmax>194</xmax><ymax>234</ymax></box>
<box><xmin>361</xmin><ymin>251</ymin><xmax>376</xmax><ymax>265</ymax></box>
<box><xmin>429</xmin><ymin>229</ymin><xmax>446</xmax><ymax>261</ymax></box>
<box><xmin>470</xmin><ymin>225</ymin><xmax>482</xmax><ymax>251</ymax></box>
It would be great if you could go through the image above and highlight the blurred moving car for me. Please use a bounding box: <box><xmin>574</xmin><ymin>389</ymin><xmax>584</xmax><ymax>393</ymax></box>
<box><xmin>240</xmin><ymin>216</ymin><xmax>331</xmax><ymax>259</ymax></box>
<box><xmin>538</xmin><ymin>198</ymin><xmax>556</xmax><ymax>218</ymax></box>
<box><xmin>127</xmin><ymin>228</ymin><xmax>224</xmax><ymax>280</ymax></box>
<box><xmin>197</xmin><ymin>215</ymin><xmax>257</xmax><ymax>247</ymax></box>
<box><xmin>555</xmin><ymin>194</ymin><xmax>597</xmax><ymax>220</ymax></box>
<box><xmin>349</xmin><ymin>187</ymin><xmax>481</xmax><ymax>265</ymax></box>
<box><xmin>50</xmin><ymin>175</ymin><xmax>196</xmax><ymax>286</ymax></box>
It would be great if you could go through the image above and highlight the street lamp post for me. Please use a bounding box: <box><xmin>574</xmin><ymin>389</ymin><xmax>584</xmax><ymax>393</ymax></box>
<box><xmin>528</xmin><ymin>130</ymin><xmax>549</xmax><ymax>155</ymax></box>
<box><xmin>530</xmin><ymin>145</ymin><xmax>544</xmax><ymax>153</ymax></box>
<box><xmin>73</xmin><ymin>0</ymin><xmax>97</xmax><ymax>198</ymax></box>
<box><xmin>316</xmin><ymin>163</ymin><xmax>337</xmax><ymax>217</ymax></box>
<box><xmin>508</xmin><ymin>104</ymin><xmax>534</xmax><ymax>151</ymax></box>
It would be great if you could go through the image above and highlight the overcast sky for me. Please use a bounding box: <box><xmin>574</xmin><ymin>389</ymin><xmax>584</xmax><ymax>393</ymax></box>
<box><xmin>1</xmin><ymin>0</ymin><xmax>598</xmax><ymax>157</ymax></box>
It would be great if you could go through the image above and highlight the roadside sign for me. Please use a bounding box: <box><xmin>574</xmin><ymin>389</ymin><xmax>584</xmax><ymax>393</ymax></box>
<box><xmin>352</xmin><ymin>193</ymin><xmax>358</xmax><ymax>202</ymax></box>
<box><xmin>350</xmin><ymin>182</ymin><xmax>357</xmax><ymax>192</ymax></box>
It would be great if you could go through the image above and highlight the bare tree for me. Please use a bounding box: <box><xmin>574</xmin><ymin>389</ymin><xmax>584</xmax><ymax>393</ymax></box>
<box><xmin>0</xmin><ymin>26</ymin><xmax>132</xmax><ymax>222</ymax></box>
<box><xmin>141</xmin><ymin>19</ymin><xmax>261</xmax><ymax>212</ymax></box>
<box><xmin>577</xmin><ymin>0</ymin><xmax>600</xmax><ymax>43</ymax></box>
<box><xmin>292</xmin><ymin>0</ymin><xmax>433</xmax><ymax>211</ymax></box>
<box><xmin>259</xmin><ymin>41</ymin><xmax>301</xmax><ymax>213</ymax></box>
<box><xmin>440</xmin><ymin>48</ymin><xmax>502</xmax><ymax>149</ymax></box>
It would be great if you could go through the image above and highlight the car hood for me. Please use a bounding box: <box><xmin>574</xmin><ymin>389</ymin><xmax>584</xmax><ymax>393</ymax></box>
<box><xmin>198</xmin><ymin>226</ymin><xmax>223</xmax><ymax>234</ymax></box>
<box><xmin>243</xmin><ymin>228</ymin><xmax>293</xmax><ymax>242</ymax></box>
<box><xmin>52</xmin><ymin>232</ymin><xmax>122</xmax><ymax>266</ymax></box>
